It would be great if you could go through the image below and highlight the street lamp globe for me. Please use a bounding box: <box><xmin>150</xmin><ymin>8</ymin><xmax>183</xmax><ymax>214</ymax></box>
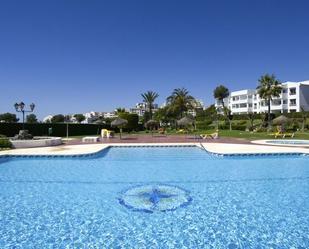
<box><xmin>14</xmin><ymin>103</ymin><xmax>19</xmax><ymax>111</ymax></box>
<box><xmin>30</xmin><ymin>103</ymin><xmax>35</xmax><ymax>111</ymax></box>
<box><xmin>19</xmin><ymin>102</ymin><xmax>25</xmax><ymax>111</ymax></box>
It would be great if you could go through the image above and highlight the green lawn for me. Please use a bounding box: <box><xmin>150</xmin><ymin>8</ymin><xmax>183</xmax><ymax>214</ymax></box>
<box><xmin>212</xmin><ymin>130</ymin><xmax>309</xmax><ymax>140</ymax></box>
<box><xmin>63</xmin><ymin>130</ymin><xmax>309</xmax><ymax>141</ymax></box>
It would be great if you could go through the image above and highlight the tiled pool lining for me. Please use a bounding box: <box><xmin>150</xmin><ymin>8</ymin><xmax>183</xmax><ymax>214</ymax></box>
<box><xmin>251</xmin><ymin>139</ymin><xmax>309</xmax><ymax>147</ymax></box>
<box><xmin>0</xmin><ymin>144</ymin><xmax>308</xmax><ymax>159</ymax></box>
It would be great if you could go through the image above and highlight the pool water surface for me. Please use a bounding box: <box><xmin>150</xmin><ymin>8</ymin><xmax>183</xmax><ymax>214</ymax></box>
<box><xmin>265</xmin><ymin>140</ymin><xmax>309</xmax><ymax>146</ymax></box>
<box><xmin>0</xmin><ymin>147</ymin><xmax>309</xmax><ymax>248</ymax></box>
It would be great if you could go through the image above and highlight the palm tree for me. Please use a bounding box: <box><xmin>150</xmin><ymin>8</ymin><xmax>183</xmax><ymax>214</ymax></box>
<box><xmin>213</xmin><ymin>85</ymin><xmax>229</xmax><ymax>109</ymax></box>
<box><xmin>115</xmin><ymin>107</ymin><xmax>126</xmax><ymax>114</ymax></box>
<box><xmin>257</xmin><ymin>74</ymin><xmax>282</xmax><ymax>130</ymax></box>
<box><xmin>166</xmin><ymin>88</ymin><xmax>196</xmax><ymax>118</ymax></box>
<box><xmin>214</xmin><ymin>85</ymin><xmax>230</xmax><ymax>129</ymax></box>
<box><xmin>300</xmin><ymin>106</ymin><xmax>308</xmax><ymax>132</ymax></box>
<box><xmin>141</xmin><ymin>91</ymin><xmax>159</xmax><ymax>119</ymax></box>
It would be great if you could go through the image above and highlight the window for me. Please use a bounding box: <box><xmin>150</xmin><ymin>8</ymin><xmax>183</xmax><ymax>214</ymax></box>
<box><xmin>232</xmin><ymin>96</ymin><xmax>239</xmax><ymax>101</ymax></box>
<box><xmin>249</xmin><ymin>103</ymin><xmax>252</xmax><ymax>107</ymax></box>
<box><xmin>239</xmin><ymin>103</ymin><xmax>247</xmax><ymax>108</ymax></box>
<box><xmin>289</xmin><ymin>99</ymin><xmax>296</xmax><ymax>106</ymax></box>
<box><xmin>289</xmin><ymin>88</ymin><xmax>296</xmax><ymax>95</ymax></box>
<box><xmin>282</xmin><ymin>89</ymin><xmax>287</xmax><ymax>94</ymax></box>
<box><xmin>248</xmin><ymin>95</ymin><xmax>252</xmax><ymax>99</ymax></box>
<box><xmin>282</xmin><ymin>100</ymin><xmax>287</xmax><ymax>104</ymax></box>
<box><xmin>272</xmin><ymin>100</ymin><xmax>281</xmax><ymax>106</ymax></box>
<box><xmin>254</xmin><ymin>103</ymin><xmax>257</xmax><ymax>109</ymax></box>
<box><xmin>239</xmin><ymin>95</ymin><xmax>247</xmax><ymax>100</ymax></box>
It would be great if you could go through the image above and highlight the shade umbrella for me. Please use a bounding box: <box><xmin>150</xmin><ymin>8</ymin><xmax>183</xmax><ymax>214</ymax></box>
<box><xmin>272</xmin><ymin>115</ymin><xmax>289</xmax><ymax>125</ymax></box>
<box><xmin>111</xmin><ymin>117</ymin><xmax>128</xmax><ymax>139</ymax></box>
<box><xmin>177</xmin><ymin>116</ymin><xmax>194</xmax><ymax>127</ymax></box>
<box><xmin>145</xmin><ymin>119</ymin><xmax>159</xmax><ymax>128</ymax></box>
<box><xmin>145</xmin><ymin>119</ymin><xmax>159</xmax><ymax>136</ymax></box>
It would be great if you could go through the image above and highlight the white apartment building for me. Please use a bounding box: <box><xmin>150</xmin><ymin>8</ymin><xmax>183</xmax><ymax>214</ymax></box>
<box><xmin>215</xmin><ymin>80</ymin><xmax>309</xmax><ymax>114</ymax></box>
<box><xmin>187</xmin><ymin>99</ymin><xmax>204</xmax><ymax>117</ymax></box>
<box><xmin>103</xmin><ymin>112</ymin><xmax>118</xmax><ymax>119</ymax></box>
<box><xmin>129</xmin><ymin>102</ymin><xmax>159</xmax><ymax>117</ymax></box>
<box><xmin>83</xmin><ymin>111</ymin><xmax>118</xmax><ymax>123</ymax></box>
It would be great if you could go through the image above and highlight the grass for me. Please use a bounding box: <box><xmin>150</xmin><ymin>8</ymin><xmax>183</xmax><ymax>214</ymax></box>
<box><xmin>212</xmin><ymin>130</ymin><xmax>309</xmax><ymax>140</ymax></box>
<box><xmin>63</xmin><ymin>130</ymin><xmax>309</xmax><ymax>141</ymax></box>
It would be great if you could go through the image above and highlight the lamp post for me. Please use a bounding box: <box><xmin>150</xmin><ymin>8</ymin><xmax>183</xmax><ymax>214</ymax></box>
<box><xmin>14</xmin><ymin>102</ymin><xmax>35</xmax><ymax>129</ymax></box>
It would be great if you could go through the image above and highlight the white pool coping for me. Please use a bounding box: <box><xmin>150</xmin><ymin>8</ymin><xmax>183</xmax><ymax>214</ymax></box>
<box><xmin>0</xmin><ymin>142</ymin><xmax>309</xmax><ymax>156</ymax></box>
<box><xmin>202</xmin><ymin>143</ymin><xmax>309</xmax><ymax>155</ymax></box>
<box><xmin>251</xmin><ymin>139</ymin><xmax>309</xmax><ymax>148</ymax></box>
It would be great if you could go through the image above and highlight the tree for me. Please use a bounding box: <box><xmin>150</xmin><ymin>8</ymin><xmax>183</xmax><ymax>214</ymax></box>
<box><xmin>0</xmin><ymin>113</ymin><xmax>19</xmax><ymax>123</ymax></box>
<box><xmin>141</xmin><ymin>91</ymin><xmax>159</xmax><ymax>120</ymax></box>
<box><xmin>26</xmin><ymin>114</ymin><xmax>38</xmax><ymax>123</ymax></box>
<box><xmin>257</xmin><ymin>74</ymin><xmax>282</xmax><ymax>130</ymax></box>
<box><xmin>247</xmin><ymin>113</ymin><xmax>256</xmax><ymax>131</ymax></box>
<box><xmin>166</xmin><ymin>88</ymin><xmax>196</xmax><ymax>118</ymax></box>
<box><xmin>115</xmin><ymin>108</ymin><xmax>126</xmax><ymax>114</ymax></box>
<box><xmin>74</xmin><ymin>114</ymin><xmax>86</xmax><ymax>123</ymax></box>
<box><xmin>118</xmin><ymin>113</ymin><xmax>139</xmax><ymax>132</ymax></box>
<box><xmin>153</xmin><ymin>106</ymin><xmax>176</xmax><ymax>127</ymax></box>
<box><xmin>51</xmin><ymin>114</ymin><xmax>65</xmax><ymax>123</ymax></box>
<box><xmin>300</xmin><ymin>106</ymin><xmax>308</xmax><ymax>132</ymax></box>
<box><xmin>213</xmin><ymin>85</ymin><xmax>229</xmax><ymax>110</ymax></box>
<box><xmin>223</xmin><ymin>107</ymin><xmax>233</xmax><ymax>131</ymax></box>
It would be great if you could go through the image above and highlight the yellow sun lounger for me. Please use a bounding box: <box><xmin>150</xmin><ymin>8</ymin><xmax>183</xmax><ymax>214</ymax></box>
<box><xmin>176</xmin><ymin>129</ymin><xmax>186</xmax><ymax>134</ymax></box>
<box><xmin>101</xmin><ymin>129</ymin><xmax>115</xmax><ymax>138</ymax></box>
<box><xmin>270</xmin><ymin>132</ymin><xmax>295</xmax><ymax>138</ymax></box>
<box><xmin>200</xmin><ymin>132</ymin><xmax>218</xmax><ymax>139</ymax></box>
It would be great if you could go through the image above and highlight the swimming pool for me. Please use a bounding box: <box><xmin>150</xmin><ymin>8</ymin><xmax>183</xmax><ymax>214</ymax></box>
<box><xmin>267</xmin><ymin>140</ymin><xmax>309</xmax><ymax>145</ymax></box>
<box><xmin>1</xmin><ymin>146</ymin><xmax>309</xmax><ymax>248</ymax></box>
<box><xmin>252</xmin><ymin>139</ymin><xmax>309</xmax><ymax>147</ymax></box>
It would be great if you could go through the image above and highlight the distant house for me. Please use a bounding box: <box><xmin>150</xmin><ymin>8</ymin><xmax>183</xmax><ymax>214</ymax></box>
<box><xmin>103</xmin><ymin>112</ymin><xmax>118</xmax><ymax>119</ymax></box>
<box><xmin>129</xmin><ymin>102</ymin><xmax>159</xmax><ymax>117</ymax></box>
<box><xmin>42</xmin><ymin>115</ymin><xmax>53</xmax><ymax>123</ymax></box>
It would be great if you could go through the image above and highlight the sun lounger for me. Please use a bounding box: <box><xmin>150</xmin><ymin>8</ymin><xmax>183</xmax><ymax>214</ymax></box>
<box><xmin>270</xmin><ymin>126</ymin><xmax>295</xmax><ymax>139</ymax></box>
<box><xmin>101</xmin><ymin>129</ymin><xmax>114</xmax><ymax>138</ymax></box>
<box><xmin>199</xmin><ymin>132</ymin><xmax>218</xmax><ymax>139</ymax></box>
<box><xmin>282</xmin><ymin>132</ymin><xmax>295</xmax><ymax>138</ymax></box>
<box><xmin>82</xmin><ymin>136</ymin><xmax>99</xmax><ymax>143</ymax></box>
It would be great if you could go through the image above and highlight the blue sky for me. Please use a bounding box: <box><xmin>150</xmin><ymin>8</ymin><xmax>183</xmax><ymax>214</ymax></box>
<box><xmin>1</xmin><ymin>0</ymin><xmax>309</xmax><ymax>119</ymax></box>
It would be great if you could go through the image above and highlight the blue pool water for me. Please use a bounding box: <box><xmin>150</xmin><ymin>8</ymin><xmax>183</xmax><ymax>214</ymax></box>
<box><xmin>0</xmin><ymin>147</ymin><xmax>309</xmax><ymax>248</ymax></box>
<box><xmin>266</xmin><ymin>140</ymin><xmax>309</xmax><ymax>145</ymax></box>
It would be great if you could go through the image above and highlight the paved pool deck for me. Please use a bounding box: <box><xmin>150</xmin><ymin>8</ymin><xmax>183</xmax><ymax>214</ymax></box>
<box><xmin>1</xmin><ymin>141</ymin><xmax>309</xmax><ymax>156</ymax></box>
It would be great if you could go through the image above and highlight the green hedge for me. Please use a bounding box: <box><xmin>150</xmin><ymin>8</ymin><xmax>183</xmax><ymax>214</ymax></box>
<box><xmin>0</xmin><ymin>138</ymin><xmax>12</xmax><ymax>148</ymax></box>
<box><xmin>0</xmin><ymin>123</ymin><xmax>111</xmax><ymax>137</ymax></box>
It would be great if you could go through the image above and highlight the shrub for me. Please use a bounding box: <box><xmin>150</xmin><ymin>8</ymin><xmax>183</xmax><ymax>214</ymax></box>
<box><xmin>231</xmin><ymin>125</ymin><xmax>247</xmax><ymax>131</ymax></box>
<box><xmin>0</xmin><ymin>138</ymin><xmax>12</xmax><ymax>148</ymax></box>
<box><xmin>239</xmin><ymin>120</ymin><xmax>248</xmax><ymax>125</ymax></box>
<box><xmin>0</xmin><ymin>123</ymin><xmax>111</xmax><ymax>137</ymax></box>
<box><xmin>196</xmin><ymin>120</ymin><xmax>213</xmax><ymax>130</ymax></box>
